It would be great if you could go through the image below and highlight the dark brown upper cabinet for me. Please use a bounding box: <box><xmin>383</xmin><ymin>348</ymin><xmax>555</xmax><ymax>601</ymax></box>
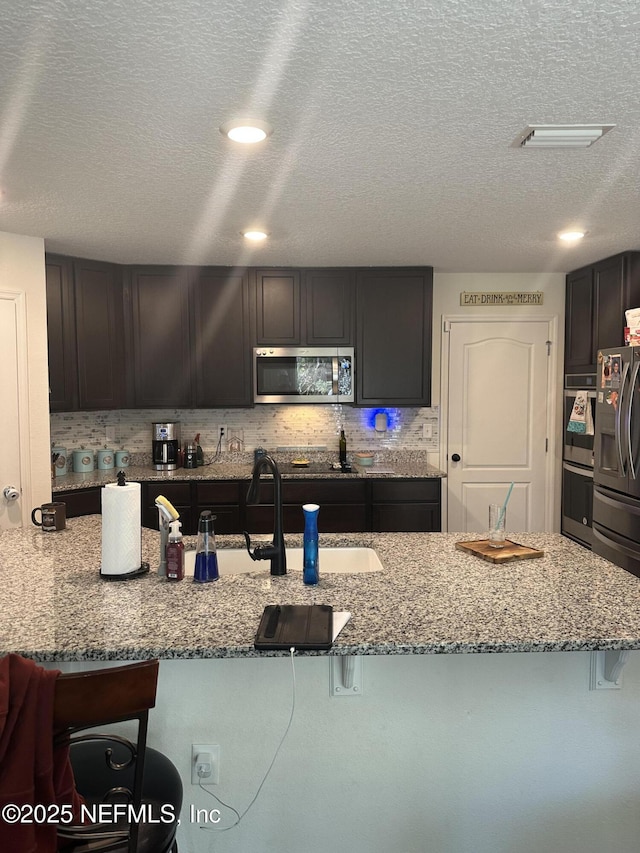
<box><xmin>46</xmin><ymin>255</ymin><xmax>124</xmax><ymax>411</ymax></box>
<box><xmin>564</xmin><ymin>265</ymin><xmax>595</xmax><ymax>374</ymax></box>
<box><xmin>356</xmin><ymin>267</ymin><xmax>433</xmax><ymax>406</ymax></box>
<box><xmin>126</xmin><ymin>266</ymin><xmax>193</xmax><ymax>407</ymax></box>
<box><xmin>46</xmin><ymin>255</ymin><xmax>77</xmax><ymax>412</ymax></box>
<box><xmin>254</xmin><ymin>269</ymin><xmax>301</xmax><ymax>344</ymax></box>
<box><xmin>594</xmin><ymin>253</ymin><xmax>640</xmax><ymax>354</ymax></box>
<box><xmin>565</xmin><ymin>252</ymin><xmax>640</xmax><ymax>374</ymax></box>
<box><xmin>47</xmin><ymin>257</ymin><xmax>434</xmax><ymax>411</ymax></box>
<box><xmin>73</xmin><ymin>258</ymin><xmax>125</xmax><ymax>409</ymax></box>
<box><xmin>192</xmin><ymin>267</ymin><xmax>253</xmax><ymax>407</ymax></box>
<box><xmin>303</xmin><ymin>269</ymin><xmax>355</xmax><ymax>345</ymax></box>
<box><xmin>254</xmin><ymin>268</ymin><xmax>355</xmax><ymax>346</ymax></box>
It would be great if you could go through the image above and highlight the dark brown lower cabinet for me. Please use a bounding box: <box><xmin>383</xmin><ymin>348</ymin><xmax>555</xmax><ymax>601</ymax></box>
<box><xmin>194</xmin><ymin>481</ymin><xmax>242</xmax><ymax>535</ymax></box>
<box><xmin>143</xmin><ymin>482</ymin><xmax>193</xmax><ymax>534</ymax></box>
<box><xmin>63</xmin><ymin>477</ymin><xmax>442</xmax><ymax>535</ymax></box>
<box><xmin>56</xmin><ymin>488</ymin><xmax>102</xmax><ymax>518</ymax></box>
<box><xmin>371</xmin><ymin>480</ymin><xmax>441</xmax><ymax>532</ymax></box>
<box><xmin>143</xmin><ymin>480</ymin><xmax>242</xmax><ymax>535</ymax></box>
<box><xmin>245</xmin><ymin>480</ymin><xmax>368</xmax><ymax>534</ymax></box>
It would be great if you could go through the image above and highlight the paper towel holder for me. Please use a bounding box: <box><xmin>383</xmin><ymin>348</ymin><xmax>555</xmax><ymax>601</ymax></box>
<box><xmin>100</xmin><ymin>472</ymin><xmax>150</xmax><ymax>580</ymax></box>
<box><xmin>100</xmin><ymin>563</ymin><xmax>149</xmax><ymax>581</ymax></box>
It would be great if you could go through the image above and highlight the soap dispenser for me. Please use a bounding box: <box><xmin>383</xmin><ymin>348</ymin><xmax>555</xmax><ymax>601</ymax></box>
<box><xmin>166</xmin><ymin>520</ymin><xmax>184</xmax><ymax>581</ymax></box>
<box><xmin>194</xmin><ymin>510</ymin><xmax>219</xmax><ymax>583</ymax></box>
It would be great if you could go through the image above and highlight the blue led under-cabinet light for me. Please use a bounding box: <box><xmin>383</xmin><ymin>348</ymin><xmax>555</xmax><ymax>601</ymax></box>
<box><xmin>361</xmin><ymin>408</ymin><xmax>397</xmax><ymax>432</ymax></box>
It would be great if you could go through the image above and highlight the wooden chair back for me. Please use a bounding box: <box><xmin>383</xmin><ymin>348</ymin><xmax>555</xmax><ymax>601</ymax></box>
<box><xmin>54</xmin><ymin>660</ymin><xmax>159</xmax><ymax>730</ymax></box>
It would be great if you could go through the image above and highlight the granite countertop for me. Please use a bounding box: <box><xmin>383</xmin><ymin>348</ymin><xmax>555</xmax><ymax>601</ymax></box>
<box><xmin>2</xmin><ymin>516</ymin><xmax>640</xmax><ymax>662</ymax></box>
<box><xmin>52</xmin><ymin>454</ymin><xmax>446</xmax><ymax>492</ymax></box>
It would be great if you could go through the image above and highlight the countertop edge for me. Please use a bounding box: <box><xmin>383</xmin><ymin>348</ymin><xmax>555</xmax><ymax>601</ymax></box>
<box><xmin>12</xmin><ymin>639</ymin><xmax>640</xmax><ymax>663</ymax></box>
<box><xmin>51</xmin><ymin>462</ymin><xmax>447</xmax><ymax>492</ymax></box>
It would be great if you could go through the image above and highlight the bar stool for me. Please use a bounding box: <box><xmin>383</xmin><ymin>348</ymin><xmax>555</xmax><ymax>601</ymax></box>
<box><xmin>54</xmin><ymin>660</ymin><xmax>182</xmax><ymax>853</ymax></box>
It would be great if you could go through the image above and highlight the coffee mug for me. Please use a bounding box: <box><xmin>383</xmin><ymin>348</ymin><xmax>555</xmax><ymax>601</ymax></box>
<box><xmin>31</xmin><ymin>501</ymin><xmax>66</xmax><ymax>532</ymax></box>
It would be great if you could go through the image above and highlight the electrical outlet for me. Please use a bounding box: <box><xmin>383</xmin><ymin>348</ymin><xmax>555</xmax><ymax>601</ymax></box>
<box><xmin>423</xmin><ymin>423</ymin><xmax>433</xmax><ymax>440</ymax></box>
<box><xmin>191</xmin><ymin>743</ymin><xmax>220</xmax><ymax>784</ymax></box>
<box><xmin>105</xmin><ymin>426</ymin><xmax>116</xmax><ymax>444</ymax></box>
<box><xmin>217</xmin><ymin>425</ymin><xmax>228</xmax><ymax>442</ymax></box>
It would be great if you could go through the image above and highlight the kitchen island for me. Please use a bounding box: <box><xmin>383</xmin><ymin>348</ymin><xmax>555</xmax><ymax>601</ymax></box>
<box><xmin>3</xmin><ymin>519</ymin><xmax>640</xmax><ymax>853</ymax></box>
<box><xmin>2</xmin><ymin>516</ymin><xmax>640</xmax><ymax>661</ymax></box>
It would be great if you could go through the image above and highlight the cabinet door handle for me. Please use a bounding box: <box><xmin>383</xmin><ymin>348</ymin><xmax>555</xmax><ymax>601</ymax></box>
<box><xmin>451</xmin><ymin>453</ymin><xmax>461</xmax><ymax>462</ymax></box>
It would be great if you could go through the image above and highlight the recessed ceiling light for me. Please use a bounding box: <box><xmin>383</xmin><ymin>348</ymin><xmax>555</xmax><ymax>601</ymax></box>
<box><xmin>512</xmin><ymin>124</ymin><xmax>615</xmax><ymax>149</ymax></box>
<box><xmin>242</xmin><ymin>230</ymin><xmax>268</xmax><ymax>242</ymax></box>
<box><xmin>558</xmin><ymin>230</ymin><xmax>586</xmax><ymax>243</ymax></box>
<box><xmin>220</xmin><ymin>120</ymin><xmax>272</xmax><ymax>144</ymax></box>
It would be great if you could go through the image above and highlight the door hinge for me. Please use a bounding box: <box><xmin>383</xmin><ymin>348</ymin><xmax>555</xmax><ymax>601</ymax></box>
<box><xmin>443</xmin><ymin>319</ymin><xmax>451</xmax><ymax>333</ymax></box>
<box><xmin>546</xmin><ymin>340</ymin><xmax>552</xmax><ymax>356</ymax></box>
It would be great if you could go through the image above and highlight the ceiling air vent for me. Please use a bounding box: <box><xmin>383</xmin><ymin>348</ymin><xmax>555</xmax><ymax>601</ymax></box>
<box><xmin>512</xmin><ymin>124</ymin><xmax>615</xmax><ymax>149</ymax></box>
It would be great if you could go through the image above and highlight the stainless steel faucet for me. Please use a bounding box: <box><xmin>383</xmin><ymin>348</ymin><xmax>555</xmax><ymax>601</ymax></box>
<box><xmin>243</xmin><ymin>454</ymin><xmax>287</xmax><ymax>575</ymax></box>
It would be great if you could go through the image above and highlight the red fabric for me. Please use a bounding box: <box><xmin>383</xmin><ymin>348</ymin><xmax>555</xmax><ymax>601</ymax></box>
<box><xmin>0</xmin><ymin>654</ymin><xmax>83</xmax><ymax>853</ymax></box>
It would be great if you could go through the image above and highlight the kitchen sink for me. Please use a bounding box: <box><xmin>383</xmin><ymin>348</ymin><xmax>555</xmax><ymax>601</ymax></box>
<box><xmin>183</xmin><ymin>546</ymin><xmax>383</xmax><ymax>576</ymax></box>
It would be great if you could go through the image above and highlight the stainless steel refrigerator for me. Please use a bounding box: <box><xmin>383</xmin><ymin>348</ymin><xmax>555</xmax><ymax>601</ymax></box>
<box><xmin>593</xmin><ymin>346</ymin><xmax>640</xmax><ymax>576</ymax></box>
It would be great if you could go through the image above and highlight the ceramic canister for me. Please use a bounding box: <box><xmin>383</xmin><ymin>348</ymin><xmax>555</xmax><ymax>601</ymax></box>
<box><xmin>73</xmin><ymin>449</ymin><xmax>95</xmax><ymax>473</ymax></box>
<box><xmin>97</xmin><ymin>448</ymin><xmax>115</xmax><ymax>470</ymax></box>
<box><xmin>52</xmin><ymin>446</ymin><xmax>68</xmax><ymax>477</ymax></box>
<box><xmin>115</xmin><ymin>450</ymin><xmax>130</xmax><ymax>468</ymax></box>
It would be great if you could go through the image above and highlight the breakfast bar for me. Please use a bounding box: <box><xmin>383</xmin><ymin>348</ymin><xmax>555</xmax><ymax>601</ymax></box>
<box><xmin>3</xmin><ymin>521</ymin><xmax>640</xmax><ymax>853</ymax></box>
<box><xmin>3</xmin><ymin>517</ymin><xmax>640</xmax><ymax>661</ymax></box>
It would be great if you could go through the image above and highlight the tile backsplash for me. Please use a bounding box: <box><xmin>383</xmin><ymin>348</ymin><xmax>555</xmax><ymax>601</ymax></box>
<box><xmin>50</xmin><ymin>405</ymin><xmax>439</xmax><ymax>460</ymax></box>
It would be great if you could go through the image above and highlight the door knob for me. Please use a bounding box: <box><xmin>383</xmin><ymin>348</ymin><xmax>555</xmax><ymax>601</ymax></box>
<box><xmin>451</xmin><ymin>453</ymin><xmax>461</xmax><ymax>462</ymax></box>
<box><xmin>3</xmin><ymin>486</ymin><xmax>19</xmax><ymax>501</ymax></box>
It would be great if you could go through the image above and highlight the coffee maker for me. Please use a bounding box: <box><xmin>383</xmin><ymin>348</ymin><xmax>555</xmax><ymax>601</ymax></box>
<box><xmin>152</xmin><ymin>422</ymin><xmax>181</xmax><ymax>471</ymax></box>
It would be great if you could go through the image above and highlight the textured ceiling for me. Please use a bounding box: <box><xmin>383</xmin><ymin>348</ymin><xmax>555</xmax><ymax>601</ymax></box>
<box><xmin>0</xmin><ymin>0</ymin><xmax>638</xmax><ymax>272</ymax></box>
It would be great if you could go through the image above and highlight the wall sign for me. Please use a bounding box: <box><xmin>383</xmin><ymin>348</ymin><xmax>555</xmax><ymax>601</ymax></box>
<box><xmin>460</xmin><ymin>291</ymin><xmax>543</xmax><ymax>306</ymax></box>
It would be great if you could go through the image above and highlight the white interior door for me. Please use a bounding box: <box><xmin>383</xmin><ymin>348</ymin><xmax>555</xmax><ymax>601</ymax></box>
<box><xmin>446</xmin><ymin>318</ymin><xmax>552</xmax><ymax>534</ymax></box>
<box><xmin>0</xmin><ymin>293</ymin><xmax>26</xmax><ymax>529</ymax></box>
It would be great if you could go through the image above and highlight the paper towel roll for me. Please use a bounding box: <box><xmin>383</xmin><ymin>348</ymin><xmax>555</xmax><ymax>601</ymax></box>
<box><xmin>101</xmin><ymin>481</ymin><xmax>142</xmax><ymax>575</ymax></box>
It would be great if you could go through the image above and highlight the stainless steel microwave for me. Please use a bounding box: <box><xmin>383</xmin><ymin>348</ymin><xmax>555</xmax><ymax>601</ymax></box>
<box><xmin>254</xmin><ymin>347</ymin><xmax>355</xmax><ymax>403</ymax></box>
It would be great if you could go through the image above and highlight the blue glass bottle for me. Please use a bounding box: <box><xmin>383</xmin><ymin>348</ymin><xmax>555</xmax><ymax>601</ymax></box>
<box><xmin>194</xmin><ymin>511</ymin><xmax>219</xmax><ymax>583</ymax></box>
<box><xmin>302</xmin><ymin>503</ymin><xmax>320</xmax><ymax>585</ymax></box>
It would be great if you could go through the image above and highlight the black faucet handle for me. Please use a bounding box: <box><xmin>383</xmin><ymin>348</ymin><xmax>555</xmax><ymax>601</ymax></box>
<box><xmin>242</xmin><ymin>531</ymin><xmax>279</xmax><ymax>562</ymax></box>
<box><xmin>243</xmin><ymin>531</ymin><xmax>259</xmax><ymax>561</ymax></box>
<box><xmin>253</xmin><ymin>544</ymin><xmax>279</xmax><ymax>560</ymax></box>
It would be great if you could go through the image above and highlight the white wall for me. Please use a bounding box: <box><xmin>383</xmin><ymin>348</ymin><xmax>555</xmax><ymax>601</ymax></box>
<box><xmin>111</xmin><ymin>652</ymin><xmax>640</xmax><ymax>852</ymax></box>
<box><xmin>0</xmin><ymin>231</ymin><xmax>51</xmax><ymax>519</ymax></box>
<box><xmin>56</xmin><ymin>650</ymin><xmax>640</xmax><ymax>853</ymax></box>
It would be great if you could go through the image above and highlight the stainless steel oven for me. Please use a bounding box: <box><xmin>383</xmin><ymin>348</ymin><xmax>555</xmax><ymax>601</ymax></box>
<box><xmin>562</xmin><ymin>461</ymin><xmax>594</xmax><ymax>548</ymax></box>
<box><xmin>562</xmin><ymin>374</ymin><xmax>596</xmax><ymax>548</ymax></box>
<box><xmin>563</xmin><ymin>381</ymin><xmax>596</xmax><ymax>467</ymax></box>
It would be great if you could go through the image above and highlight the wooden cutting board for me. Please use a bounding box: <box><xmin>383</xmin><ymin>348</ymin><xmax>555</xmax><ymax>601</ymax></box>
<box><xmin>455</xmin><ymin>539</ymin><xmax>544</xmax><ymax>563</ymax></box>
